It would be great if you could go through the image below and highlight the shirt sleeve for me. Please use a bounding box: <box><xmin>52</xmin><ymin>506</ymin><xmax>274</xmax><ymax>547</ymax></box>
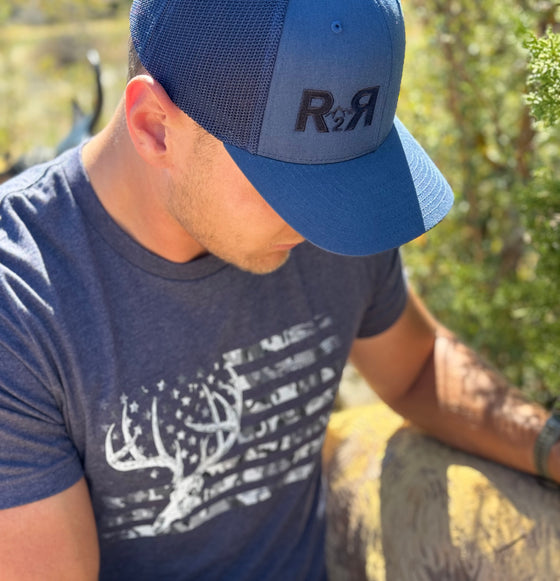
<box><xmin>0</xmin><ymin>337</ymin><xmax>83</xmax><ymax>509</ymax></box>
<box><xmin>356</xmin><ymin>247</ymin><xmax>408</xmax><ymax>338</ymax></box>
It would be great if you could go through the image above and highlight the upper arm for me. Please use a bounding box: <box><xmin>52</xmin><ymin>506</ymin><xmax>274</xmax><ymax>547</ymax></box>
<box><xmin>350</xmin><ymin>288</ymin><xmax>439</xmax><ymax>405</ymax></box>
<box><xmin>0</xmin><ymin>477</ymin><xmax>99</xmax><ymax>581</ymax></box>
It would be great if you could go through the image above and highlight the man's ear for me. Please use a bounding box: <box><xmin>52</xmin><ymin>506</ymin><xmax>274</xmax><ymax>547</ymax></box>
<box><xmin>124</xmin><ymin>75</ymin><xmax>177</xmax><ymax>168</ymax></box>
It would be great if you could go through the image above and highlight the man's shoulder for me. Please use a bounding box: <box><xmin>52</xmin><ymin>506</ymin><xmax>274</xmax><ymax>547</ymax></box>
<box><xmin>0</xmin><ymin>148</ymin><xmax>86</xmax><ymax>313</ymax></box>
<box><xmin>0</xmin><ymin>148</ymin><xmax>77</xmax><ymax>209</ymax></box>
<box><xmin>0</xmin><ymin>146</ymin><xmax>85</xmax><ymax>235</ymax></box>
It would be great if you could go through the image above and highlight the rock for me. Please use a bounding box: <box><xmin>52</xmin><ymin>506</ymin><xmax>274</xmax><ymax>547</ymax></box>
<box><xmin>323</xmin><ymin>403</ymin><xmax>560</xmax><ymax>581</ymax></box>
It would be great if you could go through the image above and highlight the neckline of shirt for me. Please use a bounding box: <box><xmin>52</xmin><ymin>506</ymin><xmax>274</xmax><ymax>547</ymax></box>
<box><xmin>67</xmin><ymin>146</ymin><xmax>229</xmax><ymax>281</ymax></box>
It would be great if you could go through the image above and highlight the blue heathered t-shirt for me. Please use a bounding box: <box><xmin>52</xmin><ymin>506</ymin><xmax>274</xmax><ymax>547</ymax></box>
<box><xmin>0</xmin><ymin>146</ymin><xmax>406</xmax><ymax>580</ymax></box>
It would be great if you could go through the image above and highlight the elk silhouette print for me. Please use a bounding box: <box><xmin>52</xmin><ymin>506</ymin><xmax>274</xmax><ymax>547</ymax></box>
<box><xmin>105</xmin><ymin>364</ymin><xmax>244</xmax><ymax>534</ymax></box>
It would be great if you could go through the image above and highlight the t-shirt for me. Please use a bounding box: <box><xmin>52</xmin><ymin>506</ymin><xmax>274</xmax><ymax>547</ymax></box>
<box><xmin>0</xmin><ymin>147</ymin><xmax>407</xmax><ymax>580</ymax></box>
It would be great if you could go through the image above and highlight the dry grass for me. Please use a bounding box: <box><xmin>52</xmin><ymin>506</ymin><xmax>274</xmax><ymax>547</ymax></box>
<box><xmin>0</xmin><ymin>16</ymin><xmax>129</xmax><ymax>168</ymax></box>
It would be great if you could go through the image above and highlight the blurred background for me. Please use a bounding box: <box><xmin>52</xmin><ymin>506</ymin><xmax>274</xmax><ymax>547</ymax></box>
<box><xmin>0</xmin><ymin>0</ymin><xmax>558</xmax><ymax>406</ymax></box>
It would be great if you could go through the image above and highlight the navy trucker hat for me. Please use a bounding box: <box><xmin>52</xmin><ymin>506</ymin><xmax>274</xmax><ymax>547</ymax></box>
<box><xmin>130</xmin><ymin>0</ymin><xmax>454</xmax><ymax>256</ymax></box>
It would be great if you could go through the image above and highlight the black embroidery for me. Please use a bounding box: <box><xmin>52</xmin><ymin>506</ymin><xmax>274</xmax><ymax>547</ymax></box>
<box><xmin>295</xmin><ymin>87</ymin><xmax>379</xmax><ymax>133</ymax></box>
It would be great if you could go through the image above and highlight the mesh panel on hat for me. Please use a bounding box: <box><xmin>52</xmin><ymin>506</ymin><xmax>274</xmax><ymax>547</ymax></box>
<box><xmin>131</xmin><ymin>0</ymin><xmax>290</xmax><ymax>153</ymax></box>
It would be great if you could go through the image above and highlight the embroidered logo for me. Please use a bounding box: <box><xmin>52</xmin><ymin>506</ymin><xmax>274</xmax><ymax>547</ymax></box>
<box><xmin>295</xmin><ymin>87</ymin><xmax>380</xmax><ymax>133</ymax></box>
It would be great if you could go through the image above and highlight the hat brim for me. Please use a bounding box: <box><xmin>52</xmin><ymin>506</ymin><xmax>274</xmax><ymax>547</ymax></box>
<box><xmin>224</xmin><ymin>117</ymin><xmax>453</xmax><ymax>256</ymax></box>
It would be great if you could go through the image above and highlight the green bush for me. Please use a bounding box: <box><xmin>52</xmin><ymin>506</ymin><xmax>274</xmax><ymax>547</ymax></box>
<box><xmin>525</xmin><ymin>27</ymin><xmax>560</xmax><ymax>127</ymax></box>
<box><xmin>400</xmin><ymin>1</ymin><xmax>559</xmax><ymax>405</ymax></box>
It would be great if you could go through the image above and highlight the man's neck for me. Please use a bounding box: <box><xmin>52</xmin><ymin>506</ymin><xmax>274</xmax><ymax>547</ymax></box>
<box><xmin>81</xmin><ymin>107</ymin><xmax>207</xmax><ymax>264</ymax></box>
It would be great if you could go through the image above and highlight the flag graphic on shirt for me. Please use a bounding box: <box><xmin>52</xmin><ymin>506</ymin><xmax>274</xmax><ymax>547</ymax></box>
<box><xmin>101</xmin><ymin>314</ymin><xmax>343</xmax><ymax>540</ymax></box>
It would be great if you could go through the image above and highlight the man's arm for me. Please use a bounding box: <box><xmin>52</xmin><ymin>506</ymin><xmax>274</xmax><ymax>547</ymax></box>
<box><xmin>350</xmin><ymin>288</ymin><xmax>560</xmax><ymax>483</ymax></box>
<box><xmin>0</xmin><ymin>477</ymin><xmax>100</xmax><ymax>581</ymax></box>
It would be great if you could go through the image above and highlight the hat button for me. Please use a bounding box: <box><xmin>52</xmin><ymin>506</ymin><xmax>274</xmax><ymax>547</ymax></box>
<box><xmin>331</xmin><ymin>20</ymin><xmax>343</xmax><ymax>34</ymax></box>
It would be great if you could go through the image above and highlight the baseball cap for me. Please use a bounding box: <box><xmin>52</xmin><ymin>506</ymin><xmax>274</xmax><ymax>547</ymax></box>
<box><xmin>130</xmin><ymin>0</ymin><xmax>453</xmax><ymax>256</ymax></box>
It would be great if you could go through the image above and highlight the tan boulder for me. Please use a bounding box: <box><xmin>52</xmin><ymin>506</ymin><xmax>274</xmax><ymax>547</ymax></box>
<box><xmin>323</xmin><ymin>402</ymin><xmax>560</xmax><ymax>581</ymax></box>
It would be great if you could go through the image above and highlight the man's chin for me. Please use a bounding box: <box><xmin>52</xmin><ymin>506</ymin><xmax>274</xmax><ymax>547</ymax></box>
<box><xmin>233</xmin><ymin>249</ymin><xmax>293</xmax><ymax>276</ymax></box>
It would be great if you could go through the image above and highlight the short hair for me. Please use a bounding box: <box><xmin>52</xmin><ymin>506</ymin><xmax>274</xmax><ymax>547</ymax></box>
<box><xmin>126</xmin><ymin>37</ymin><xmax>210</xmax><ymax>141</ymax></box>
<box><xmin>127</xmin><ymin>37</ymin><xmax>147</xmax><ymax>81</ymax></box>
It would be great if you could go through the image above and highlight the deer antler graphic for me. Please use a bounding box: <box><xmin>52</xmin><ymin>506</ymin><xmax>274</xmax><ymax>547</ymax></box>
<box><xmin>105</xmin><ymin>366</ymin><xmax>243</xmax><ymax>534</ymax></box>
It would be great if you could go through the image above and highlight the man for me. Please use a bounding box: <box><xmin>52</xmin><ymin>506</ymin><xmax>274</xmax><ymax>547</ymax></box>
<box><xmin>0</xmin><ymin>0</ymin><xmax>557</xmax><ymax>579</ymax></box>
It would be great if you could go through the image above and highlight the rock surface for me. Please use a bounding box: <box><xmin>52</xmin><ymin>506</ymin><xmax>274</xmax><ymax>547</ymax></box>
<box><xmin>323</xmin><ymin>402</ymin><xmax>560</xmax><ymax>581</ymax></box>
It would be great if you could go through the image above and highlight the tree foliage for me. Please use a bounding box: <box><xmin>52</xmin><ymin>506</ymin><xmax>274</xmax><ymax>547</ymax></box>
<box><xmin>400</xmin><ymin>0</ymin><xmax>559</xmax><ymax>404</ymax></box>
<box><xmin>519</xmin><ymin>25</ymin><xmax>560</xmax><ymax>401</ymax></box>
<box><xmin>525</xmin><ymin>27</ymin><xmax>560</xmax><ymax>126</ymax></box>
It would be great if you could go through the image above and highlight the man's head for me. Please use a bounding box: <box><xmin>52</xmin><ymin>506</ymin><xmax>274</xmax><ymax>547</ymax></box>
<box><xmin>120</xmin><ymin>53</ymin><xmax>305</xmax><ymax>274</ymax></box>
<box><xmin>127</xmin><ymin>0</ymin><xmax>453</xmax><ymax>257</ymax></box>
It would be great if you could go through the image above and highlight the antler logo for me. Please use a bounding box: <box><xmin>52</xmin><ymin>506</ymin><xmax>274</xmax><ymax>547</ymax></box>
<box><xmin>105</xmin><ymin>364</ymin><xmax>243</xmax><ymax>534</ymax></box>
<box><xmin>295</xmin><ymin>87</ymin><xmax>380</xmax><ymax>133</ymax></box>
